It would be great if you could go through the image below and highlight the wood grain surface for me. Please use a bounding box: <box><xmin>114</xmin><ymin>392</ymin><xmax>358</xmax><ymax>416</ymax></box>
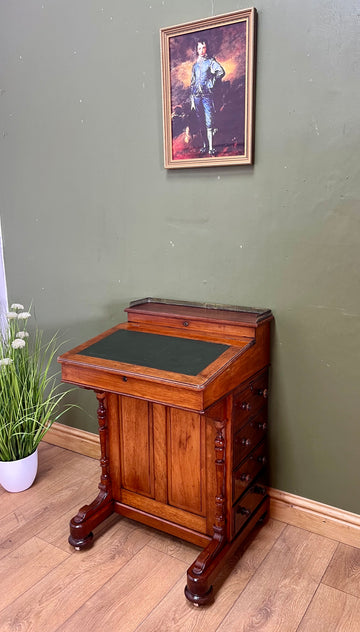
<box><xmin>1</xmin><ymin>443</ymin><xmax>360</xmax><ymax>631</ymax></box>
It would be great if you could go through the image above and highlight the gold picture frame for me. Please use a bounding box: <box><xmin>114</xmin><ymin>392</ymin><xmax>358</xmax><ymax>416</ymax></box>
<box><xmin>160</xmin><ymin>8</ymin><xmax>257</xmax><ymax>169</ymax></box>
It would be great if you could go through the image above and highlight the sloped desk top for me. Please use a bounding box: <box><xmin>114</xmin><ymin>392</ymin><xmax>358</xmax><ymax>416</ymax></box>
<box><xmin>79</xmin><ymin>329</ymin><xmax>230</xmax><ymax>376</ymax></box>
<box><xmin>58</xmin><ymin>298</ymin><xmax>272</xmax><ymax>411</ymax></box>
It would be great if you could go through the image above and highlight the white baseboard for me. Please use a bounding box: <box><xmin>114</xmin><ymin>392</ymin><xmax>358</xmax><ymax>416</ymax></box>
<box><xmin>43</xmin><ymin>422</ymin><xmax>360</xmax><ymax>548</ymax></box>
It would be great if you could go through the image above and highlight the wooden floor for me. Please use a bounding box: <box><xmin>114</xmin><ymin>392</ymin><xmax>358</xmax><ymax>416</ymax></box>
<box><xmin>1</xmin><ymin>444</ymin><xmax>360</xmax><ymax>631</ymax></box>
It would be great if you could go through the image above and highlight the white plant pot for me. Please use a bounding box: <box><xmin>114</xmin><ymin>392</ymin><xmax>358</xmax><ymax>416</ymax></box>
<box><xmin>0</xmin><ymin>448</ymin><xmax>38</xmax><ymax>492</ymax></box>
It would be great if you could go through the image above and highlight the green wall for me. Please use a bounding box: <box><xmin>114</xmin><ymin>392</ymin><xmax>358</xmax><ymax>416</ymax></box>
<box><xmin>1</xmin><ymin>1</ymin><xmax>359</xmax><ymax>513</ymax></box>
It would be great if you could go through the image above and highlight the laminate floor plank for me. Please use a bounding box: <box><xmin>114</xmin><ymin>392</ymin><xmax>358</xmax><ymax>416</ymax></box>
<box><xmin>0</xmin><ymin>518</ymin><xmax>152</xmax><ymax>632</ymax></box>
<box><xmin>136</xmin><ymin>519</ymin><xmax>286</xmax><ymax>632</ymax></box>
<box><xmin>0</xmin><ymin>474</ymin><xmax>100</xmax><ymax>559</ymax></box>
<box><xmin>1</xmin><ymin>445</ymin><xmax>359</xmax><ymax>632</ymax></box>
<box><xmin>0</xmin><ymin>445</ymin><xmax>99</xmax><ymax>521</ymax></box>
<box><xmin>56</xmin><ymin>545</ymin><xmax>187</xmax><ymax>632</ymax></box>
<box><xmin>147</xmin><ymin>529</ymin><xmax>202</xmax><ymax>564</ymax></box>
<box><xmin>297</xmin><ymin>584</ymin><xmax>360</xmax><ymax>632</ymax></box>
<box><xmin>322</xmin><ymin>542</ymin><xmax>360</xmax><ymax>598</ymax></box>
<box><xmin>215</xmin><ymin>525</ymin><xmax>338</xmax><ymax>632</ymax></box>
<box><xmin>0</xmin><ymin>536</ymin><xmax>69</xmax><ymax>612</ymax></box>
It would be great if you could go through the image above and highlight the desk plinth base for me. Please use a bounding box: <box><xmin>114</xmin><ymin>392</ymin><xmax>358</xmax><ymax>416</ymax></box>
<box><xmin>68</xmin><ymin>489</ymin><xmax>269</xmax><ymax>606</ymax></box>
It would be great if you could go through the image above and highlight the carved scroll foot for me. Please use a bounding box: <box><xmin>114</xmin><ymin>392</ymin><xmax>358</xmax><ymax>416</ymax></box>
<box><xmin>68</xmin><ymin>489</ymin><xmax>114</xmax><ymax>550</ymax></box>
<box><xmin>185</xmin><ymin>531</ymin><xmax>225</xmax><ymax>605</ymax></box>
<box><xmin>185</xmin><ymin>498</ymin><xmax>270</xmax><ymax>604</ymax></box>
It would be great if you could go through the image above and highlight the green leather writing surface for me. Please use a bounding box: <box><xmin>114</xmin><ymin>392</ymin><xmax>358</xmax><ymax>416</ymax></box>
<box><xmin>81</xmin><ymin>329</ymin><xmax>229</xmax><ymax>376</ymax></box>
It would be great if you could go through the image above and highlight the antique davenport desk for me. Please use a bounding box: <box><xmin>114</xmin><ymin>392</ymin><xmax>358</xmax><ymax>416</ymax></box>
<box><xmin>58</xmin><ymin>298</ymin><xmax>273</xmax><ymax>605</ymax></box>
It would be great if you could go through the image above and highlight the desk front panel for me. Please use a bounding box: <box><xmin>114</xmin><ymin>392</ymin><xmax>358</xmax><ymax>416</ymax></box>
<box><xmin>107</xmin><ymin>393</ymin><xmax>210</xmax><ymax>535</ymax></box>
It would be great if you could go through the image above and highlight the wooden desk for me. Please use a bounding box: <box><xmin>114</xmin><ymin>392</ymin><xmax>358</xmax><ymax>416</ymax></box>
<box><xmin>58</xmin><ymin>298</ymin><xmax>273</xmax><ymax>605</ymax></box>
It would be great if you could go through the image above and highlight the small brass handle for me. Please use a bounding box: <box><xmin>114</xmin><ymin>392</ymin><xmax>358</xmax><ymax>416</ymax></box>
<box><xmin>241</xmin><ymin>438</ymin><xmax>251</xmax><ymax>446</ymax></box>
<box><xmin>122</xmin><ymin>376</ymin><xmax>128</xmax><ymax>382</ymax></box>
<box><xmin>258</xmin><ymin>422</ymin><xmax>267</xmax><ymax>431</ymax></box>
<box><xmin>183</xmin><ymin>321</ymin><xmax>189</xmax><ymax>327</ymax></box>
<box><xmin>240</xmin><ymin>473</ymin><xmax>251</xmax><ymax>482</ymax></box>
<box><xmin>258</xmin><ymin>388</ymin><xmax>268</xmax><ymax>399</ymax></box>
<box><xmin>241</xmin><ymin>402</ymin><xmax>251</xmax><ymax>411</ymax></box>
<box><xmin>237</xmin><ymin>506</ymin><xmax>251</xmax><ymax>516</ymax></box>
<box><xmin>257</xmin><ymin>456</ymin><xmax>267</xmax><ymax>464</ymax></box>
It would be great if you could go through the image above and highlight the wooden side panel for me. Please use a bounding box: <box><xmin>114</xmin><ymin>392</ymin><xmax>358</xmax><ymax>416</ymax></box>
<box><xmin>167</xmin><ymin>409</ymin><xmax>206</xmax><ymax>516</ymax></box>
<box><xmin>152</xmin><ymin>403</ymin><xmax>168</xmax><ymax>504</ymax></box>
<box><xmin>203</xmin><ymin>323</ymin><xmax>271</xmax><ymax>408</ymax></box>
<box><xmin>119</xmin><ymin>396</ymin><xmax>154</xmax><ymax>498</ymax></box>
<box><xmin>106</xmin><ymin>392</ymin><xmax>121</xmax><ymax>498</ymax></box>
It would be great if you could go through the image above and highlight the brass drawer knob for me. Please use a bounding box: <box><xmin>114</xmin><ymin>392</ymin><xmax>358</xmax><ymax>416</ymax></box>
<box><xmin>237</xmin><ymin>506</ymin><xmax>251</xmax><ymax>516</ymax></box>
<box><xmin>258</xmin><ymin>422</ymin><xmax>267</xmax><ymax>431</ymax></box>
<box><xmin>241</xmin><ymin>438</ymin><xmax>251</xmax><ymax>446</ymax></box>
<box><xmin>254</xmin><ymin>485</ymin><xmax>267</xmax><ymax>496</ymax></box>
<box><xmin>241</xmin><ymin>402</ymin><xmax>251</xmax><ymax>411</ymax></box>
<box><xmin>240</xmin><ymin>473</ymin><xmax>251</xmax><ymax>482</ymax></box>
<box><xmin>258</xmin><ymin>388</ymin><xmax>268</xmax><ymax>398</ymax></box>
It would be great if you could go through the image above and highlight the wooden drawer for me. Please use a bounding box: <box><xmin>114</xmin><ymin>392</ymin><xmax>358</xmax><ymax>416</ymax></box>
<box><xmin>232</xmin><ymin>370</ymin><xmax>268</xmax><ymax>434</ymax></box>
<box><xmin>232</xmin><ymin>482</ymin><xmax>267</xmax><ymax>536</ymax></box>
<box><xmin>233</xmin><ymin>407</ymin><xmax>268</xmax><ymax>467</ymax></box>
<box><xmin>232</xmin><ymin>440</ymin><xmax>267</xmax><ymax>503</ymax></box>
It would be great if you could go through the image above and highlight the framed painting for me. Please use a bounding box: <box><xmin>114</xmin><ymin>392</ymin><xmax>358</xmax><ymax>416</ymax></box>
<box><xmin>160</xmin><ymin>8</ymin><xmax>257</xmax><ymax>169</ymax></box>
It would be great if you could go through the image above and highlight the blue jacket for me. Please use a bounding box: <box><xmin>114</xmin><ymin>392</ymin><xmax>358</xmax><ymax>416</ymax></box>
<box><xmin>190</xmin><ymin>56</ymin><xmax>225</xmax><ymax>97</ymax></box>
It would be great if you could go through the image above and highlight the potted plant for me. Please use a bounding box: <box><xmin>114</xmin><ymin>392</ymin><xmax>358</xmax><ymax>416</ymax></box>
<box><xmin>0</xmin><ymin>302</ymin><xmax>73</xmax><ymax>492</ymax></box>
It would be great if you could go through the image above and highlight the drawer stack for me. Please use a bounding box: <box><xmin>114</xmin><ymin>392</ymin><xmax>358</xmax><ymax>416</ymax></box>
<box><xmin>231</xmin><ymin>369</ymin><xmax>269</xmax><ymax>538</ymax></box>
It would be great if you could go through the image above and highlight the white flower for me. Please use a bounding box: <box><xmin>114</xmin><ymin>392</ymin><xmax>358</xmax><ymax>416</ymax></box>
<box><xmin>6</xmin><ymin>312</ymin><xmax>18</xmax><ymax>320</ymax></box>
<box><xmin>17</xmin><ymin>312</ymin><xmax>31</xmax><ymax>320</ymax></box>
<box><xmin>10</xmin><ymin>303</ymin><xmax>24</xmax><ymax>310</ymax></box>
<box><xmin>0</xmin><ymin>357</ymin><xmax>13</xmax><ymax>366</ymax></box>
<box><xmin>11</xmin><ymin>338</ymin><xmax>26</xmax><ymax>349</ymax></box>
<box><xmin>16</xmin><ymin>331</ymin><xmax>29</xmax><ymax>339</ymax></box>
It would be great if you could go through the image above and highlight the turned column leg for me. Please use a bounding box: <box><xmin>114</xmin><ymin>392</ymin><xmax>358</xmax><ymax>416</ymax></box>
<box><xmin>185</xmin><ymin>418</ymin><xmax>227</xmax><ymax>605</ymax></box>
<box><xmin>69</xmin><ymin>391</ymin><xmax>114</xmax><ymax>550</ymax></box>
